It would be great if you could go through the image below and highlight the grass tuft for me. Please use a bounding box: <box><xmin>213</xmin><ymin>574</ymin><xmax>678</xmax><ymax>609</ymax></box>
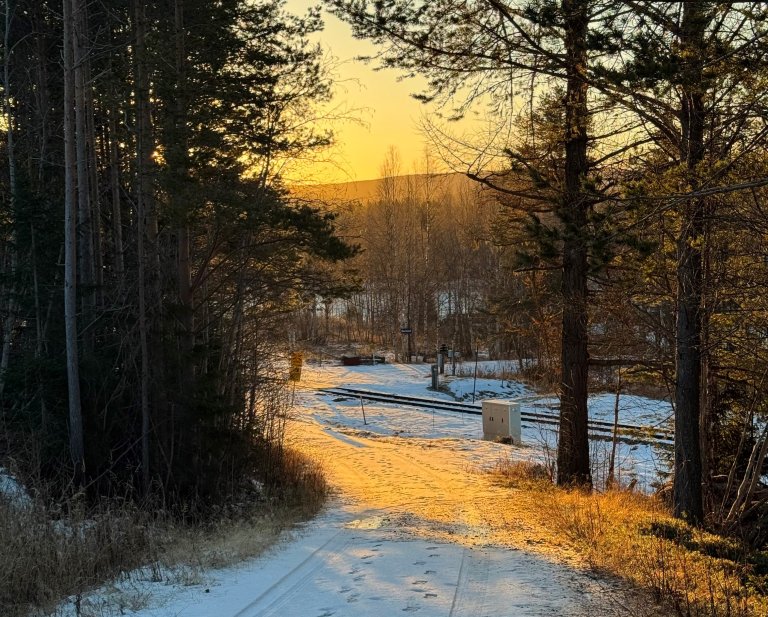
<box><xmin>485</xmin><ymin>456</ymin><xmax>554</xmax><ymax>489</ymax></box>
<box><xmin>533</xmin><ymin>484</ymin><xmax>767</xmax><ymax>616</ymax></box>
<box><xmin>482</xmin><ymin>456</ymin><xmax>768</xmax><ymax>616</ymax></box>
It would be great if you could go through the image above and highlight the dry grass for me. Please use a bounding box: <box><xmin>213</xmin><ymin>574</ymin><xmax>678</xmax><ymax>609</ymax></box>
<box><xmin>452</xmin><ymin>362</ymin><xmax>553</xmax><ymax>389</ymax></box>
<box><xmin>454</xmin><ymin>363</ymin><xmax>518</xmax><ymax>380</ymax></box>
<box><xmin>1</xmin><ymin>447</ymin><xmax>327</xmax><ymax>617</ymax></box>
<box><xmin>162</xmin><ymin>448</ymin><xmax>327</xmax><ymax>572</ymax></box>
<box><xmin>487</xmin><ymin>461</ymin><xmax>768</xmax><ymax>617</ymax></box>
<box><xmin>0</xmin><ymin>498</ymin><xmax>154</xmax><ymax>616</ymax></box>
<box><xmin>485</xmin><ymin>457</ymin><xmax>554</xmax><ymax>489</ymax></box>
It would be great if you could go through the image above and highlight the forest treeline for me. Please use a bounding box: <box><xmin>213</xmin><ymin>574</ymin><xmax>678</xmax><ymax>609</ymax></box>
<box><xmin>310</xmin><ymin>0</ymin><xmax>768</xmax><ymax>532</ymax></box>
<box><xmin>296</xmin><ymin>165</ymin><xmax>518</xmax><ymax>363</ymax></box>
<box><xmin>4</xmin><ymin>0</ymin><xmax>768</xmax><ymax>541</ymax></box>
<box><xmin>0</xmin><ymin>0</ymin><xmax>353</xmax><ymax>505</ymax></box>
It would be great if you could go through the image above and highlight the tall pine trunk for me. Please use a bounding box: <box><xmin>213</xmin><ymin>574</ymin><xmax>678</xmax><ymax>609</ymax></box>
<box><xmin>174</xmin><ymin>0</ymin><xmax>194</xmax><ymax>390</ymax></box>
<box><xmin>87</xmin><ymin>82</ymin><xmax>104</xmax><ymax>307</ymax></box>
<box><xmin>556</xmin><ymin>0</ymin><xmax>591</xmax><ymax>487</ymax></box>
<box><xmin>168</xmin><ymin>0</ymin><xmax>197</xmax><ymax>492</ymax></box>
<box><xmin>63</xmin><ymin>0</ymin><xmax>85</xmax><ymax>478</ymax></box>
<box><xmin>108</xmin><ymin>108</ymin><xmax>125</xmax><ymax>277</ymax></box>
<box><xmin>673</xmin><ymin>1</ymin><xmax>708</xmax><ymax>524</ymax></box>
<box><xmin>134</xmin><ymin>0</ymin><xmax>153</xmax><ymax>494</ymax></box>
<box><xmin>73</xmin><ymin>0</ymin><xmax>95</xmax><ymax>330</ymax></box>
<box><xmin>0</xmin><ymin>0</ymin><xmax>17</xmax><ymax>398</ymax></box>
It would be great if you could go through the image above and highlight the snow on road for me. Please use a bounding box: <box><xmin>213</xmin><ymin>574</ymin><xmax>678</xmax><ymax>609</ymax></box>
<box><xmin>52</xmin><ymin>361</ymin><xmax>667</xmax><ymax>617</ymax></box>
<box><xmin>194</xmin><ymin>507</ymin><xmax>620</xmax><ymax>617</ymax></box>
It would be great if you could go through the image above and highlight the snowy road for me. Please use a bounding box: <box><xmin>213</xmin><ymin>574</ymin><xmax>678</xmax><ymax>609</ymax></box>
<box><xmin>225</xmin><ymin>511</ymin><xmax>616</xmax><ymax>617</ymax></box>
<box><xmin>133</xmin><ymin>418</ymin><xmax>644</xmax><ymax>616</ymax></box>
<box><xmin>226</xmin><ymin>513</ymin><xmax>591</xmax><ymax>617</ymax></box>
<box><xmin>54</xmin><ymin>362</ymin><xmax>664</xmax><ymax>616</ymax></box>
<box><xmin>264</xmin><ymin>418</ymin><xmax>643</xmax><ymax>617</ymax></box>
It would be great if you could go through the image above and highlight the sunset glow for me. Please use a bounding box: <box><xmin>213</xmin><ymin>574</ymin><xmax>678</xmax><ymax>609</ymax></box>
<box><xmin>286</xmin><ymin>1</ymin><xmax>449</xmax><ymax>183</ymax></box>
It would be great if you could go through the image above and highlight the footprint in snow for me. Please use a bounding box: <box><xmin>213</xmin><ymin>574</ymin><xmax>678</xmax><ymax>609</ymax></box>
<box><xmin>413</xmin><ymin>561</ymin><xmax>426</xmax><ymax>565</ymax></box>
<box><xmin>402</xmin><ymin>606</ymin><xmax>420</xmax><ymax>612</ymax></box>
<box><xmin>425</xmin><ymin>570</ymin><xmax>436</xmax><ymax>575</ymax></box>
<box><xmin>412</xmin><ymin>580</ymin><xmax>428</xmax><ymax>585</ymax></box>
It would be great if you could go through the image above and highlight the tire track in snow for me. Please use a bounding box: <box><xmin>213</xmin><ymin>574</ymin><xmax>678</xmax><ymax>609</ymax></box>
<box><xmin>231</xmin><ymin>528</ymin><xmax>353</xmax><ymax>617</ymax></box>
<box><xmin>449</xmin><ymin>547</ymin><xmax>491</xmax><ymax>617</ymax></box>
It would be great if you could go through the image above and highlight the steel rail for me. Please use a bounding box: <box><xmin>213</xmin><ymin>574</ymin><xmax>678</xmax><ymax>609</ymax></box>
<box><xmin>318</xmin><ymin>386</ymin><xmax>673</xmax><ymax>446</ymax></box>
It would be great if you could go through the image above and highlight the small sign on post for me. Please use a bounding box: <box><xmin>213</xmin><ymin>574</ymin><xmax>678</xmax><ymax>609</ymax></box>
<box><xmin>289</xmin><ymin>351</ymin><xmax>303</xmax><ymax>382</ymax></box>
<box><xmin>401</xmin><ymin>327</ymin><xmax>413</xmax><ymax>363</ymax></box>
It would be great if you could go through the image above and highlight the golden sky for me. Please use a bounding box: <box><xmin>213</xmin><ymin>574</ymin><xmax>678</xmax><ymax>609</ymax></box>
<box><xmin>286</xmin><ymin>1</ymin><xmax>446</xmax><ymax>184</ymax></box>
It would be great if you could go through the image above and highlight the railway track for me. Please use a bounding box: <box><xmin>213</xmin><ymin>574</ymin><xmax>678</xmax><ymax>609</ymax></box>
<box><xmin>318</xmin><ymin>386</ymin><xmax>674</xmax><ymax>446</ymax></box>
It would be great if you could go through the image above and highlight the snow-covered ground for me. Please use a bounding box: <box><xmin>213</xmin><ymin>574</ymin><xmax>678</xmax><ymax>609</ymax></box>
<box><xmin>0</xmin><ymin>467</ymin><xmax>31</xmax><ymax>509</ymax></box>
<box><xmin>303</xmin><ymin>361</ymin><xmax>673</xmax><ymax>490</ymax></box>
<box><xmin>49</xmin><ymin>360</ymin><xmax>669</xmax><ymax>617</ymax></box>
<box><xmin>54</xmin><ymin>506</ymin><xmax>628</xmax><ymax>617</ymax></box>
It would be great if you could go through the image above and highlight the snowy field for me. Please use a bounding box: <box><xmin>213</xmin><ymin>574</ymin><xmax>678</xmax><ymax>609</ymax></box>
<box><xmin>302</xmin><ymin>361</ymin><xmax>673</xmax><ymax>490</ymax></box>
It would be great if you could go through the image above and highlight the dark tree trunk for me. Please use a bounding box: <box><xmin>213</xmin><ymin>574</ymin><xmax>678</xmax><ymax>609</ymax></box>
<box><xmin>673</xmin><ymin>1</ymin><xmax>708</xmax><ymax>524</ymax></box>
<box><xmin>73</xmin><ymin>0</ymin><xmax>95</xmax><ymax>326</ymax></box>
<box><xmin>675</xmin><ymin>197</ymin><xmax>705</xmax><ymax>522</ymax></box>
<box><xmin>86</xmin><ymin>80</ymin><xmax>104</xmax><ymax>307</ymax></box>
<box><xmin>556</xmin><ymin>0</ymin><xmax>592</xmax><ymax>487</ymax></box>
<box><xmin>33</xmin><ymin>4</ymin><xmax>50</xmax><ymax>184</ymax></box>
<box><xmin>173</xmin><ymin>0</ymin><xmax>194</xmax><ymax>388</ymax></box>
<box><xmin>0</xmin><ymin>0</ymin><xmax>18</xmax><ymax>398</ymax></box>
<box><xmin>63</xmin><ymin>0</ymin><xmax>85</xmax><ymax>479</ymax></box>
<box><xmin>108</xmin><ymin>108</ymin><xmax>124</xmax><ymax>277</ymax></box>
<box><xmin>134</xmin><ymin>0</ymin><xmax>153</xmax><ymax>494</ymax></box>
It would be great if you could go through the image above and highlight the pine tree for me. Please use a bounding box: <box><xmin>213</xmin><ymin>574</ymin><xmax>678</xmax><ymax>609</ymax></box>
<box><xmin>0</xmin><ymin>0</ymin><xmax>355</xmax><ymax>503</ymax></box>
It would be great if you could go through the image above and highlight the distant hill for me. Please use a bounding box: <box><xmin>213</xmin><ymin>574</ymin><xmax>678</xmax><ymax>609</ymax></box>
<box><xmin>291</xmin><ymin>172</ymin><xmax>479</xmax><ymax>205</ymax></box>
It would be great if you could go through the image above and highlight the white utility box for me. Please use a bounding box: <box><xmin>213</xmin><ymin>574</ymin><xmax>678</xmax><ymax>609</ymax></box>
<box><xmin>482</xmin><ymin>399</ymin><xmax>522</xmax><ymax>444</ymax></box>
